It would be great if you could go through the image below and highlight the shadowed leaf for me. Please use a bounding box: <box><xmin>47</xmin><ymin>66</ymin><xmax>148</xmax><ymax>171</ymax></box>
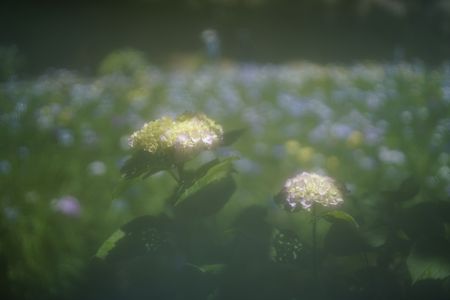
<box><xmin>407</xmin><ymin>238</ymin><xmax>450</xmax><ymax>283</ymax></box>
<box><xmin>94</xmin><ymin>215</ymin><xmax>173</xmax><ymax>262</ymax></box>
<box><xmin>186</xmin><ymin>263</ymin><xmax>227</xmax><ymax>275</ymax></box>
<box><xmin>360</xmin><ymin>225</ymin><xmax>389</xmax><ymax>248</ymax></box>
<box><xmin>95</xmin><ymin>230</ymin><xmax>126</xmax><ymax>260</ymax></box>
<box><xmin>174</xmin><ymin>158</ymin><xmax>237</xmax><ymax>217</ymax></box>
<box><xmin>120</xmin><ymin>150</ymin><xmax>171</xmax><ymax>180</ymax></box>
<box><xmin>400</xmin><ymin>202</ymin><xmax>448</xmax><ymax>240</ymax></box>
<box><xmin>384</xmin><ymin>176</ymin><xmax>420</xmax><ymax>203</ymax></box>
<box><xmin>222</xmin><ymin>128</ymin><xmax>245</xmax><ymax>146</ymax></box>
<box><xmin>184</xmin><ymin>156</ymin><xmax>238</xmax><ymax>185</ymax></box>
<box><xmin>322</xmin><ymin>210</ymin><xmax>359</xmax><ymax>228</ymax></box>
<box><xmin>325</xmin><ymin>222</ymin><xmax>366</xmax><ymax>256</ymax></box>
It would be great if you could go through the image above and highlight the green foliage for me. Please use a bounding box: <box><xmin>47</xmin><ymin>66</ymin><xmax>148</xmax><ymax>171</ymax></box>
<box><xmin>95</xmin><ymin>229</ymin><xmax>125</xmax><ymax>260</ymax></box>
<box><xmin>95</xmin><ymin>215</ymin><xmax>173</xmax><ymax>262</ymax></box>
<box><xmin>188</xmin><ymin>263</ymin><xmax>227</xmax><ymax>275</ymax></box>
<box><xmin>173</xmin><ymin>157</ymin><xmax>237</xmax><ymax>217</ymax></box>
<box><xmin>360</xmin><ymin>225</ymin><xmax>389</xmax><ymax>248</ymax></box>
<box><xmin>120</xmin><ymin>150</ymin><xmax>171</xmax><ymax>180</ymax></box>
<box><xmin>90</xmin><ymin>122</ymin><xmax>241</xmax><ymax>298</ymax></box>
<box><xmin>222</xmin><ymin>128</ymin><xmax>246</xmax><ymax>146</ymax></box>
<box><xmin>324</xmin><ymin>222</ymin><xmax>366</xmax><ymax>256</ymax></box>
<box><xmin>0</xmin><ymin>45</ymin><xmax>23</xmax><ymax>81</ymax></box>
<box><xmin>407</xmin><ymin>239</ymin><xmax>450</xmax><ymax>283</ymax></box>
<box><xmin>322</xmin><ymin>210</ymin><xmax>359</xmax><ymax>228</ymax></box>
<box><xmin>383</xmin><ymin>176</ymin><xmax>421</xmax><ymax>203</ymax></box>
<box><xmin>98</xmin><ymin>49</ymin><xmax>148</xmax><ymax>76</ymax></box>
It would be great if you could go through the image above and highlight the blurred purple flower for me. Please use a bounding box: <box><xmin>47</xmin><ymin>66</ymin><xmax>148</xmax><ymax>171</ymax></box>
<box><xmin>88</xmin><ymin>160</ymin><xmax>107</xmax><ymax>176</ymax></box>
<box><xmin>378</xmin><ymin>146</ymin><xmax>405</xmax><ymax>165</ymax></box>
<box><xmin>277</xmin><ymin>93</ymin><xmax>306</xmax><ymax>117</ymax></box>
<box><xmin>56</xmin><ymin>128</ymin><xmax>74</xmax><ymax>147</ymax></box>
<box><xmin>331</xmin><ymin>123</ymin><xmax>353</xmax><ymax>140</ymax></box>
<box><xmin>111</xmin><ymin>115</ymin><xmax>126</xmax><ymax>127</ymax></box>
<box><xmin>234</xmin><ymin>157</ymin><xmax>261</xmax><ymax>174</ymax></box>
<box><xmin>363</xmin><ymin>126</ymin><xmax>384</xmax><ymax>145</ymax></box>
<box><xmin>3</xmin><ymin>206</ymin><xmax>19</xmax><ymax>221</ymax></box>
<box><xmin>52</xmin><ymin>195</ymin><xmax>81</xmax><ymax>217</ymax></box>
<box><xmin>17</xmin><ymin>146</ymin><xmax>30</xmax><ymax>159</ymax></box>
<box><xmin>81</xmin><ymin>128</ymin><xmax>99</xmax><ymax>147</ymax></box>
<box><xmin>111</xmin><ymin>198</ymin><xmax>128</xmax><ymax>212</ymax></box>
<box><xmin>0</xmin><ymin>160</ymin><xmax>11</xmax><ymax>175</ymax></box>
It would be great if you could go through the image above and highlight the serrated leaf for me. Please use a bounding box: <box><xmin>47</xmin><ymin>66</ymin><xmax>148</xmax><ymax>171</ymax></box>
<box><xmin>120</xmin><ymin>150</ymin><xmax>171</xmax><ymax>180</ymax></box>
<box><xmin>407</xmin><ymin>239</ymin><xmax>450</xmax><ymax>283</ymax></box>
<box><xmin>174</xmin><ymin>158</ymin><xmax>236</xmax><ymax>217</ymax></box>
<box><xmin>222</xmin><ymin>128</ymin><xmax>245</xmax><ymax>146</ymax></box>
<box><xmin>322</xmin><ymin>210</ymin><xmax>359</xmax><ymax>228</ymax></box>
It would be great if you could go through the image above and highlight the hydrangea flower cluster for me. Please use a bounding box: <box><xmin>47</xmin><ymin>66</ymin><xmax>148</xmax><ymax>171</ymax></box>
<box><xmin>282</xmin><ymin>172</ymin><xmax>343</xmax><ymax>211</ymax></box>
<box><xmin>129</xmin><ymin>113</ymin><xmax>223</xmax><ymax>161</ymax></box>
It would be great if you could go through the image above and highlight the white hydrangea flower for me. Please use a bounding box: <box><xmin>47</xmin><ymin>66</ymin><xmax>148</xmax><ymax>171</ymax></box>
<box><xmin>129</xmin><ymin>113</ymin><xmax>223</xmax><ymax>162</ymax></box>
<box><xmin>283</xmin><ymin>172</ymin><xmax>344</xmax><ymax>211</ymax></box>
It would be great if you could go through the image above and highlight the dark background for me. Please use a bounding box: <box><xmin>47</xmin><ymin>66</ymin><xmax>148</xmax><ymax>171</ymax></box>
<box><xmin>1</xmin><ymin>0</ymin><xmax>450</xmax><ymax>72</ymax></box>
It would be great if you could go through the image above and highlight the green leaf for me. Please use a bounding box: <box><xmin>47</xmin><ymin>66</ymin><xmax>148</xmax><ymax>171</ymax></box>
<box><xmin>322</xmin><ymin>210</ymin><xmax>359</xmax><ymax>228</ymax></box>
<box><xmin>397</xmin><ymin>176</ymin><xmax>420</xmax><ymax>200</ymax></box>
<box><xmin>324</xmin><ymin>222</ymin><xmax>366</xmax><ymax>256</ymax></box>
<box><xmin>186</xmin><ymin>263</ymin><xmax>227</xmax><ymax>275</ymax></box>
<box><xmin>95</xmin><ymin>229</ymin><xmax>126</xmax><ymax>260</ymax></box>
<box><xmin>175</xmin><ymin>157</ymin><xmax>235</xmax><ymax>206</ymax></box>
<box><xmin>120</xmin><ymin>150</ymin><xmax>171</xmax><ymax>180</ymax></box>
<box><xmin>94</xmin><ymin>215</ymin><xmax>173</xmax><ymax>262</ymax></box>
<box><xmin>383</xmin><ymin>176</ymin><xmax>420</xmax><ymax>203</ymax></box>
<box><xmin>222</xmin><ymin>128</ymin><xmax>245</xmax><ymax>146</ymax></box>
<box><xmin>360</xmin><ymin>225</ymin><xmax>388</xmax><ymax>248</ymax></box>
<box><xmin>187</xmin><ymin>156</ymin><xmax>238</xmax><ymax>183</ymax></box>
<box><xmin>173</xmin><ymin>158</ymin><xmax>237</xmax><ymax>217</ymax></box>
<box><xmin>400</xmin><ymin>202</ymin><xmax>447</xmax><ymax>239</ymax></box>
<box><xmin>407</xmin><ymin>238</ymin><xmax>450</xmax><ymax>283</ymax></box>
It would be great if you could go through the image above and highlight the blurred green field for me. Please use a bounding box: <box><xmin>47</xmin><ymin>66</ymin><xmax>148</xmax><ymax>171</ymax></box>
<box><xmin>1</xmin><ymin>50</ymin><xmax>449</xmax><ymax>298</ymax></box>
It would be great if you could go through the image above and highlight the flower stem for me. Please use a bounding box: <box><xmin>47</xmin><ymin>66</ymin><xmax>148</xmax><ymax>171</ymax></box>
<box><xmin>167</xmin><ymin>163</ymin><xmax>186</xmax><ymax>184</ymax></box>
<box><xmin>312</xmin><ymin>203</ymin><xmax>318</xmax><ymax>285</ymax></box>
<box><xmin>175</xmin><ymin>163</ymin><xmax>186</xmax><ymax>183</ymax></box>
<box><xmin>167</xmin><ymin>168</ymin><xmax>180</xmax><ymax>183</ymax></box>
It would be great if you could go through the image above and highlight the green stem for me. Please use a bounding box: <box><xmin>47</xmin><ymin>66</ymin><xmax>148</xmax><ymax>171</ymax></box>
<box><xmin>167</xmin><ymin>163</ymin><xmax>186</xmax><ymax>184</ymax></box>
<box><xmin>175</xmin><ymin>163</ymin><xmax>186</xmax><ymax>182</ymax></box>
<box><xmin>312</xmin><ymin>203</ymin><xmax>318</xmax><ymax>286</ymax></box>
<box><xmin>167</xmin><ymin>168</ymin><xmax>180</xmax><ymax>183</ymax></box>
